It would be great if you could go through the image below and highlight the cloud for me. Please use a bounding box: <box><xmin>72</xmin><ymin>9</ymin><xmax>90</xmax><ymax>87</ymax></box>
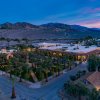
<box><xmin>80</xmin><ymin>21</ymin><xmax>100</xmax><ymax>28</ymax></box>
<box><xmin>83</xmin><ymin>23</ymin><xmax>100</xmax><ymax>28</ymax></box>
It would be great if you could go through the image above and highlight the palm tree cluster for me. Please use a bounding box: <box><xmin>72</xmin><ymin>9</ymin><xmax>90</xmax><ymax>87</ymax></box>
<box><xmin>63</xmin><ymin>81</ymin><xmax>100</xmax><ymax>100</ymax></box>
<box><xmin>88</xmin><ymin>55</ymin><xmax>100</xmax><ymax>72</ymax></box>
<box><xmin>28</xmin><ymin>50</ymin><xmax>75</xmax><ymax>82</ymax></box>
<box><xmin>0</xmin><ymin>47</ymin><xmax>75</xmax><ymax>83</ymax></box>
<box><xmin>0</xmin><ymin>51</ymin><xmax>30</xmax><ymax>81</ymax></box>
<box><xmin>0</xmin><ymin>48</ymin><xmax>75</xmax><ymax>99</ymax></box>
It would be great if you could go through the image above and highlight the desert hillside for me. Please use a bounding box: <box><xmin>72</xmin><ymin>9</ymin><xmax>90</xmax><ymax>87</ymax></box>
<box><xmin>0</xmin><ymin>22</ymin><xmax>100</xmax><ymax>39</ymax></box>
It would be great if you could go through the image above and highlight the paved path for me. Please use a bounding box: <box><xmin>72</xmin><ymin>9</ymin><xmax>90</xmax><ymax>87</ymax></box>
<box><xmin>0</xmin><ymin>62</ymin><xmax>87</xmax><ymax>100</ymax></box>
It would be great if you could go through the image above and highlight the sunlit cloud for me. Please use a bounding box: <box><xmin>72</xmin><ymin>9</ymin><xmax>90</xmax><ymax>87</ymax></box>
<box><xmin>80</xmin><ymin>22</ymin><xmax>100</xmax><ymax>28</ymax></box>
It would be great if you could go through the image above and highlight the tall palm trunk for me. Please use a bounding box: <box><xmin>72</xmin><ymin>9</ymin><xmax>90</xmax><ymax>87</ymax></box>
<box><xmin>55</xmin><ymin>68</ymin><xmax>58</xmax><ymax>77</ymax></box>
<box><xmin>10</xmin><ymin>71</ymin><xmax>12</xmax><ymax>78</ymax></box>
<box><xmin>58</xmin><ymin>68</ymin><xmax>60</xmax><ymax>76</ymax></box>
<box><xmin>19</xmin><ymin>71</ymin><xmax>22</xmax><ymax>82</ymax></box>
<box><xmin>11</xmin><ymin>86</ymin><xmax>16</xmax><ymax>99</ymax></box>
<box><xmin>78</xmin><ymin>95</ymin><xmax>81</xmax><ymax>100</ymax></box>
<box><xmin>45</xmin><ymin>72</ymin><xmax>48</xmax><ymax>82</ymax></box>
<box><xmin>69</xmin><ymin>65</ymin><xmax>72</xmax><ymax>70</ymax></box>
<box><xmin>19</xmin><ymin>76</ymin><xmax>22</xmax><ymax>82</ymax></box>
<box><xmin>11</xmin><ymin>77</ymin><xmax>16</xmax><ymax>99</ymax></box>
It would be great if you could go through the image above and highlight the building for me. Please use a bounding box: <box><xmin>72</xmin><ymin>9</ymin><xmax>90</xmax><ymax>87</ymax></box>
<box><xmin>0</xmin><ymin>48</ymin><xmax>17</xmax><ymax>59</ymax></box>
<box><xmin>33</xmin><ymin>42</ymin><xmax>100</xmax><ymax>61</ymax></box>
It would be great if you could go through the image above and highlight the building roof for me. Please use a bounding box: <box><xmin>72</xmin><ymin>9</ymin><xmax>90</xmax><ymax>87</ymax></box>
<box><xmin>35</xmin><ymin>42</ymin><xmax>99</xmax><ymax>54</ymax></box>
<box><xmin>87</xmin><ymin>71</ymin><xmax>100</xmax><ymax>91</ymax></box>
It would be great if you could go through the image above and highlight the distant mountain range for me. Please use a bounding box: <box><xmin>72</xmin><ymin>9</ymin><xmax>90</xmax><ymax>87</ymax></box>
<box><xmin>0</xmin><ymin>22</ymin><xmax>39</xmax><ymax>29</ymax></box>
<box><xmin>0</xmin><ymin>22</ymin><xmax>100</xmax><ymax>39</ymax></box>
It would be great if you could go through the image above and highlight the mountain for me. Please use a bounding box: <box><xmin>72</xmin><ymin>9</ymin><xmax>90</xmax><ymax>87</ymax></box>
<box><xmin>0</xmin><ymin>22</ymin><xmax>100</xmax><ymax>39</ymax></box>
<box><xmin>41</xmin><ymin>23</ymin><xmax>70</xmax><ymax>30</ymax></box>
<box><xmin>0</xmin><ymin>22</ymin><xmax>39</xmax><ymax>29</ymax></box>
<box><xmin>70</xmin><ymin>25</ymin><xmax>89</xmax><ymax>32</ymax></box>
<box><xmin>41</xmin><ymin>23</ymin><xmax>100</xmax><ymax>38</ymax></box>
<box><xmin>91</xmin><ymin>28</ymin><xmax>100</xmax><ymax>31</ymax></box>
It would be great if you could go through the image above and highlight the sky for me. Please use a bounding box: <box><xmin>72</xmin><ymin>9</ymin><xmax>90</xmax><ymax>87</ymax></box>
<box><xmin>0</xmin><ymin>0</ymin><xmax>100</xmax><ymax>28</ymax></box>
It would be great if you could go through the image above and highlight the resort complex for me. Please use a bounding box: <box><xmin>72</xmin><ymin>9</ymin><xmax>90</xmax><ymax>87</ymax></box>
<box><xmin>33</xmin><ymin>42</ymin><xmax>100</xmax><ymax>61</ymax></box>
<box><xmin>0</xmin><ymin>0</ymin><xmax>100</xmax><ymax>99</ymax></box>
<box><xmin>0</xmin><ymin>37</ymin><xmax>100</xmax><ymax>99</ymax></box>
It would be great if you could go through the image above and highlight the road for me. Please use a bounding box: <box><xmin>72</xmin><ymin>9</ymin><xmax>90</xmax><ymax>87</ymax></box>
<box><xmin>0</xmin><ymin>62</ymin><xmax>87</xmax><ymax>100</ymax></box>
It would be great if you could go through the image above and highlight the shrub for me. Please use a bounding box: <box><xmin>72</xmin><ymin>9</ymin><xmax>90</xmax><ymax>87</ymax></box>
<box><xmin>70</xmin><ymin>75</ymin><xmax>77</xmax><ymax>81</ymax></box>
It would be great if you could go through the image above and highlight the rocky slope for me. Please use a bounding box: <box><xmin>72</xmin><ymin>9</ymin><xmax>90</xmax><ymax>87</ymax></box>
<box><xmin>0</xmin><ymin>22</ymin><xmax>100</xmax><ymax>39</ymax></box>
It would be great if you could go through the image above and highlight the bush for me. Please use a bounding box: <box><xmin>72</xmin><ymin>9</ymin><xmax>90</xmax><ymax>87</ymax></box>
<box><xmin>88</xmin><ymin>55</ymin><xmax>100</xmax><ymax>72</ymax></box>
<box><xmin>82</xmin><ymin>70</ymin><xmax>86</xmax><ymax>75</ymax></box>
<box><xmin>70</xmin><ymin>70</ymin><xmax>86</xmax><ymax>81</ymax></box>
<box><xmin>77</xmin><ymin>70</ymin><xmax>86</xmax><ymax>77</ymax></box>
<box><xmin>88</xmin><ymin>66</ymin><xmax>96</xmax><ymax>72</ymax></box>
<box><xmin>98</xmin><ymin>66</ymin><xmax>100</xmax><ymax>72</ymax></box>
<box><xmin>76</xmin><ymin>73</ymin><xmax>81</xmax><ymax>78</ymax></box>
<box><xmin>70</xmin><ymin>75</ymin><xmax>77</xmax><ymax>81</ymax></box>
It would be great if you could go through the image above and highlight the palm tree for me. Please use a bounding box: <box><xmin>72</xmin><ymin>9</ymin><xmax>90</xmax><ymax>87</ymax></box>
<box><xmin>7</xmin><ymin>59</ymin><xmax>14</xmax><ymax>78</ymax></box>
<box><xmin>53</xmin><ymin>66</ymin><xmax>58</xmax><ymax>77</ymax></box>
<box><xmin>41</xmin><ymin>59</ymin><xmax>52</xmax><ymax>82</ymax></box>
<box><xmin>35</xmin><ymin>67</ymin><xmax>44</xmax><ymax>81</ymax></box>
<box><xmin>22</xmin><ymin>64</ymin><xmax>30</xmax><ymax>80</ymax></box>
<box><xmin>64</xmin><ymin>82</ymin><xmax>88</xmax><ymax>100</ymax></box>
<box><xmin>7</xmin><ymin>57</ymin><xmax>18</xmax><ymax>78</ymax></box>
<box><xmin>15</xmin><ymin>61</ymin><xmax>29</xmax><ymax>82</ymax></box>
<box><xmin>88</xmin><ymin>88</ymin><xmax>100</xmax><ymax>100</ymax></box>
<box><xmin>0</xmin><ymin>54</ymin><xmax>7</xmax><ymax>71</ymax></box>
<box><xmin>76</xmin><ymin>84</ymin><xmax>88</xmax><ymax>100</ymax></box>
<box><xmin>61</xmin><ymin>55</ymin><xmax>68</xmax><ymax>69</ymax></box>
<box><xmin>17</xmin><ymin>62</ymin><xmax>23</xmax><ymax>82</ymax></box>
<box><xmin>88</xmin><ymin>55</ymin><xmax>99</xmax><ymax>72</ymax></box>
<box><xmin>43</xmin><ymin>68</ymin><xmax>49</xmax><ymax>82</ymax></box>
<box><xmin>55</xmin><ymin>63</ymin><xmax>63</xmax><ymax>76</ymax></box>
<box><xmin>67</xmin><ymin>59</ymin><xmax>73</xmax><ymax>70</ymax></box>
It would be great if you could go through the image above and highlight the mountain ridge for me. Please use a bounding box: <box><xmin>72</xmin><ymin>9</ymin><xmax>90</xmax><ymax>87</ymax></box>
<box><xmin>0</xmin><ymin>22</ymin><xmax>100</xmax><ymax>30</ymax></box>
<box><xmin>0</xmin><ymin>22</ymin><xmax>100</xmax><ymax>39</ymax></box>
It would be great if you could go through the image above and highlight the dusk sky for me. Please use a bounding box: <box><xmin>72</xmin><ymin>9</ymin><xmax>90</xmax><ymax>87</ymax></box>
<box><xmin>0</xmin><ymin>0</ymin><xmax>100</xmax><ymax>28</ymax></box>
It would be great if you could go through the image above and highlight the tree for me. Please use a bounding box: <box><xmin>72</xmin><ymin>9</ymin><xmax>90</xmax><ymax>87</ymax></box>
<box><xmin>88</xmin><ymin>55</ymin><xmax>99</xmax><ymax>72</ymax></box>
<box><xmin>22</xmin><ymin>38</ymin><xmax>29</xmax><ymax>46</ymax></box>
<box><xmin>7</xmin><ymin>58</ymin><xmax>15</xmax><ymax>78</ymax></box>
<box><xmin>76</xmin><ymin>83</ymin><xmax>88</xmax><ymax>100</ymax></box>
<box><xmin>22</xmin><ymin>64</ymin><xmax>30</xmax><ymax>80</ymax></box>
<box><xmin>64</xmin><ymin>82</ymin><xmax>89</xmax><ymax>100</ymax></box>
<box><xmin>16</xmin><ymin>62</ymin><xmax>25</xmax><ymax>82</ymax></box>
<box><xmin>0</xmin><ymin>54</ymin><xmax>7</xmax><ymax>71</ymax></box>
<box><xmin>41</xmin><ymin>61</ymin><xmax>49</xmax><ymax>82</ymax></box>
<box><xmin>39</xmin><ymin>57</ymin><xmax>54</xmax><ymax>82</ymax></box>
<box><xmin>35</xmin><ymin>67</ymin><xmax>44</xmax><ymax>81</ymax></box>
<box><xmin>0</xmin><ymin>37</ymin><xmax>6</xmax><ymax>41</ymax></box>
<box><xmin>67</xmin><ymin>59</ymin><xmax>73</xmax><ymax>70</ymax></box>
<box><xmin>84</xmin><ymin>36</ymin><xmax>93</xmax><ymax>40</ymax></box>
<box><xmin>88</xmin><ymin>88</ymin><xmax>100</xmax><ymax>100</ymax></box>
